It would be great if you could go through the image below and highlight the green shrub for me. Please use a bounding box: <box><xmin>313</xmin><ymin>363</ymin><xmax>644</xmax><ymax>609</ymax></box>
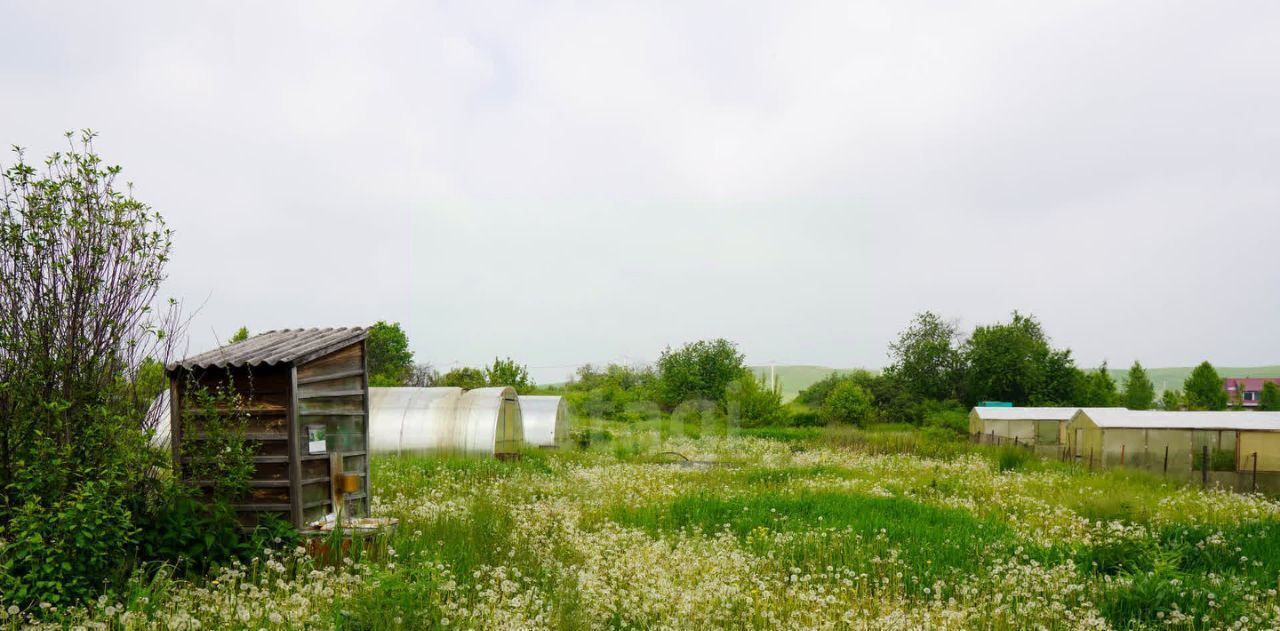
<box><xmin>821</xmin><ymin>380</ymin><xmax>872</xmax><ymax>425</ymax></box>
<box><xmin>560</xmin><ymin>364</ymin><xmax>657</xmax><ymax>421</ymax></box>
<box><xmin>441</xmin><ymin>367</ymin><xmax>486</xmax><ymax>390</ymax></box>
<box><xmin>784</xmin><ymin>403</ymin><xmax>823</xmax><ymax>427</ymax></box>
<box><xmin>654</xmin><ymin>339</ymin><xmax>744</xmax><ymax>411</ymax></box>
<box><xmin>0</xmin><ymin>476</ymin><xmax>136</xmax><ymax>605</ymax></box>
<box><xmin>994</xmin><ymin>445</ymin><xmax>1033</xmax><ymax>471</ymax></box>
<box><xmin>728</xmin><ymin>370</ymin><xmax>784</xmax><ymax>427</ymax></box>
<box><xmin>919</xmin><ymin>400</ymin><xmax>969</xmax><ymax>434</ymax></box>
<box><xmin>133</xmin><ymin>486</ymin><xmax>242</xmax><ymax>571</ymax></box>
<box><xmin>483</xmin><ymin>357</ymin><xmax>533</xmax><ymax>393</ymax></box>
<box><xmin>570</xmin><ymin>428</ymin><xmax>614</xmax><ymax>448</ymax></box>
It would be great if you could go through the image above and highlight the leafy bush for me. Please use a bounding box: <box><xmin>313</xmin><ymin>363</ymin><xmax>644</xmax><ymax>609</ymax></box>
<box><xmin>784</xmin><ymin>403</ymin><xmax>823</xmax><ymax>427</ymax></box>
<box><xmin>133</xmin><ymin>486</ymin><xmax>244</xmax><ymax>571</ymax></box>
<box><xmin>919</xmin><ymin>399</ymin><xmax>969</xmax><ymax>434</ymax></box>
<box><xmin>794</xmin><ymin>372</ymin><xmax>846</xmax><ymax>407</ymax></box>
<box><xmin>0</xmin><ymin>134</ymin><xmax>184</xmax><ymax>608</ymax></box>
<box><xmin>569</xmin><ymin>428</ymin><xmax>614</xmax><ymax>449</ymax></box>
<box><xmin>180</xmin><ymin>380</ymin><xmax>256</xmax><ymax>501</ymax></box>
<box><xmin>993</xmin><ymin>445</ymin><xmax>1034</xmax><ymax>471</ymax></box>
<box><xmin>821</xmin><ymin>380</ymin><xmax>872</xmax><ymax>425</ymax></box>
<box><xmin>483</xmin><ymin>357</ymin><xmax>533</xmax><ymax>393</ymax></box>
<box><xmin>367</xmin><ymin>321</ymin><xmax>415</xmax><ymax>387</ymax></box>
<box><xmin>727</xmin><ymin>370</ymin><xmax>783</xmax><ymax>427</ymax></box>
<box><xmin>0</xmin><ymin>476</ymin><xmax>136</xmax><ymax>605</ymax></box>
<box><xmin>654</xmin><ymin>339</ymin><xmax>744</xmax><ymax>411</ymax></box>
<box><xmin>559</xmin><ymin>363</ymin><xmax>656</xmax><ymax>421</ymax></box>
<box><xmin>441</xmin><ymin>367</ymin><xmax>486</xmax><ymax>390</ymax></box>
<box><xmin>133</xmin><ymin>485</ymin><xmax>299</xmax><ymax>574</ymax></box>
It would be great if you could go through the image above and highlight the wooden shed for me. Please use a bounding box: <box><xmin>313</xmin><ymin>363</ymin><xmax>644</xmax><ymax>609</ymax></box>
<box><xmin>166</xmin><ymin>327</ymin><xmax>371</xmax><ymax>530</ymax></box>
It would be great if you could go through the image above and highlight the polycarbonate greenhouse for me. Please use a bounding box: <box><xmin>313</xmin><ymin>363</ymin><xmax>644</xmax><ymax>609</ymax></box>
<box><xmin>368</xmin><ymin>387</ymin><xmax>464</xmax><ymax>454</ymax></box>
<box><xmin>518</xmin><ymin>395</ymin><xmax>571</xmax><ymax>448</ymax></box>
<box><xmin>1066</xmin><ymin>409</ymin><xmax>1280</xmax><ymax>489</ymax></box>
<box><xmin>369</xmin><ymin>386</ymin><xmax>524</xmax><ymax>458</ymax></box>
<box><xmin>969</xmin><ymin>407</ymin><xmax>1096</xmax><ymax>451</ymax></box>
<box><xmin>148</xmin><ymin>389</ymin><xmax>172</xmax><ymax>449</ymax></box>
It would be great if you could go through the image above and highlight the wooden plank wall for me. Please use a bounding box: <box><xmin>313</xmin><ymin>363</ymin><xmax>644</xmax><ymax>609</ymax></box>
<box><xmin>173</xmin><ymin>364</ymin><xmax>302</xmax><ymax>528</ymax></box>
<box><xmin>296</xmin><ymin>341</ymin><xmax>370</xmax><ymax>521</ymax></box>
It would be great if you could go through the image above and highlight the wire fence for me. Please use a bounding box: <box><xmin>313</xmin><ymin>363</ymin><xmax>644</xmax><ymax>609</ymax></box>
<box><xmin>970</xmin><ymin>432</ymin><xmax>1265</xmax><ymax>492</ymax></box>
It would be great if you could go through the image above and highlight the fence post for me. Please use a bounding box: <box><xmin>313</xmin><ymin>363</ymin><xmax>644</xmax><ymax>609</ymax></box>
<box><xmin>1202</xmin><ymin>445</ymin><xmax>1209</xmax><ymax>487</ymax></box>
<box><xmin>1120</xmin><ymin>444</ymin><xmax>1125</xmax><ymax>466</ymax></box>
<box><xmin>1253</xmin><ymin>452</ymin><xmax>1259</xmax><ymax>493</ymax></box>
<box><xmin>1089</xmin><ymin>448</ymin><xmax>1094</xmax><ymax>471</ymax></box>
<box><xmin>1163</xmin><ymin>445</ymin><xmax>1168</xmax><ymax>475</ymax></box>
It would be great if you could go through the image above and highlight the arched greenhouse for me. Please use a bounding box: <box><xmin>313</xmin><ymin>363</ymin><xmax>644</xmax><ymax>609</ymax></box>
<box><xmin>518</xmin><ymin>395</ymin><xmax>570</xmax><ymax>448</ymax></box>
<box><xmin>369</xmin><ymin>386</ymin><xmax>524</xmax><ymax>458</ymax></box>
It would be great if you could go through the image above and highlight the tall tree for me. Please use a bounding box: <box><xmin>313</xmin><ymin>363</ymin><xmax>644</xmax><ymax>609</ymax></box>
<box><xmin>366</xmin><ymin>321</ymin><xmax>414</xmax><ymax>386</ymax></box>
<box><xmin>1160</xmin><ymin>388</ymin><xmax>1184</xmax><ymax>411</ymax></box>
<box><xmin>1183</xmin><ymin>361</ymin><xmax>1228</xmax><ymax>410</ymax></box>
<box><xmin>407</xmin><ymin>362</ymin><xmax>439</xmax><ymax>387</ymax></box>
<box><xmin>1077</xmin><ymin>362</ymin><xmax>1119</xmax><ymax>407</ymax></box>
<box><xmin>961</xmin><ymin>312</ymin><xmax>1079</xmax><ymax>406</ymax></box>
<box><xmin>821</xmin><ymin>380</ymin><xmax>873</xmax><ymax>425</ymax></box>
<box><xmin>655</xmin><ymin>339</ymin><xmax>745</xmax><ymax>411</ymax></box>
<box><xmin>0</xmin><ymin>133</ymin><xmax>184</xmax><ymax>604</ymax></box>
<box><xmin>1122</xmin><ymin>360</ymin><xmax>1156</xmax><ymax>410</ymax></box>
<box><xmin>484</xmin><ymin>357</ymin><xmax>533</xmax><ymax>393</ymax></box>
<box><xmin>441</xmin><ymin>366</ymin><xmax>486</xmax><ymax>390</ymax></box>
<box><xmin>1261</xmin><ymin>382</ymin><xmax>1280</xmax><ymax>411</ymax></box>
<box><xmin>885</xmin><ymin>311</ymin><xmax>963</xmax><ymax>401</ymax></box>
<box><xmin>1039</xmin><ymin>348</ymin><xmax>1084</xmax><ymax>406</ymax></box>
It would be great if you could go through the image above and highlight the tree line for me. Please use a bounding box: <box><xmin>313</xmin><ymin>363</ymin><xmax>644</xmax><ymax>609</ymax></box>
<box><xmin>790</xmin><ymin>311</ymin><xmax>1275</xmax><ymax>432</ymax></box>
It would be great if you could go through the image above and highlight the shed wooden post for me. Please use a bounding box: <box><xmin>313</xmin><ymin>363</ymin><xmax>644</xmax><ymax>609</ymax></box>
<box><xmin>1202</xmin><ymin>445</ymin><xmax>1209</xmax><ymax>487</ymax></box>
<box><xmin>168</xmin><ymin>378</ymin><xmax>182</xmax><ymax>475</ymax></box>
<box><xmin>1253</xmin><ymin>452</ymin><xmax>1259</xmax><ymax>492</ymax></box>
<box><xmin>289</xmin><ymin>366</ymin><xmax>303</xmax><ymax>527</ymax></box>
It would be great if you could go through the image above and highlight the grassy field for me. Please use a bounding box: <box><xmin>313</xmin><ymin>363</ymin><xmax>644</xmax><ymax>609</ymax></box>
<box><xmin>15</xmin><ymin>425</ymin><xmax>1280</xmax><ymax>630</ymax></box>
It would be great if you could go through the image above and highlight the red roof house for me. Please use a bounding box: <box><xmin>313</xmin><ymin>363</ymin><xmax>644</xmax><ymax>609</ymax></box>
<box><xmin>1223</xmin><ymin>377</ymin><xmax>1280</xmax><ymax>407</ymax></box>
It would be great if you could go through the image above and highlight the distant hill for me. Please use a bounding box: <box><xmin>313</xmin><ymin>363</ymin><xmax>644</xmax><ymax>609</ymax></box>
<box><xmin>747</xmin><ymin>365</ymin><xmax>872</xmax><ymax>401</ymax></box>
<box><xmin>1106</xmin><ymin>365</ymin><xmax>1280</xmax><ymax>394</ymax></box>
<box><xmin>749</xmin><ymin>364</ymin><xmax>1280</xmax><ymax>402</ymax></box>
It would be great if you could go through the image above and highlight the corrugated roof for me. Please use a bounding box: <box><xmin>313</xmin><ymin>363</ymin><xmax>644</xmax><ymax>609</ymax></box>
<box><xmin>168</xmin><ymin>327</ymin><xmax>368</xmax><ymax>371</ymax></box>
<box><xmin>1074</xmin><ymin>409</ymin><xmax>1280</xmax><ymax>431</ymax></box>
<box><xmin>973</xmin><ymin>406</ymin><xmax>1094</xmax><ymax>421</ymax></box>
<box><xmin>1225</xmin><ymin>377</ymin><xmax>1280</xmax><ymax>391</ymax></box>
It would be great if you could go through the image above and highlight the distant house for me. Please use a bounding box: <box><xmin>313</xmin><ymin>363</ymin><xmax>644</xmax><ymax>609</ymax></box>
<box><xmin>1223</xmin><ymin>378</ymin><xmax>1280</xmax><ymax>408</ymax></box>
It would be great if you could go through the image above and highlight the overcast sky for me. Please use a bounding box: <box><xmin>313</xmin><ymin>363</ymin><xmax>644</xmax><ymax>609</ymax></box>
<box><xmin>3</xmin><ymin>1</ymin><xmax>1278</xmax><ymax>382</ymax></box>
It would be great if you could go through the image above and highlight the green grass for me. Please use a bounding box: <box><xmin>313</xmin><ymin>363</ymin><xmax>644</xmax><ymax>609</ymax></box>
<box><xmin>33</xmin><ymin>424</ymin><xmax>1280</xmax><ymax>629</ymax></box>
<box><xmin>611</xmin><ymin>490</ymin><xmax>1028</xmax><ymax>597</ymax></box>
